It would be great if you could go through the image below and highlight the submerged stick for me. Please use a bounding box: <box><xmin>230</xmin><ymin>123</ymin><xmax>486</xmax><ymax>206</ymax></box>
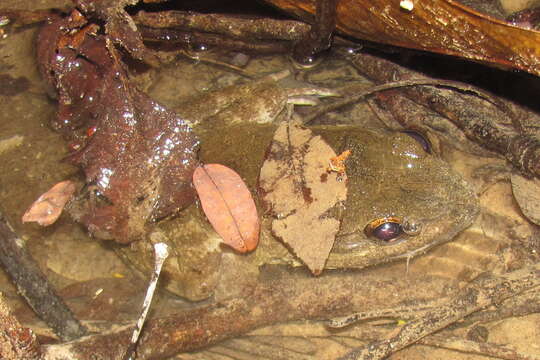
<box><xmin>41</xmin><ymin>271</ymin><xmax>450</xmax><ymax>359</ymax></box>
<box><xmin>39</xmin><ymin>262</ymin><xmax>539</xmax><ymax>359</ymax></box>
<box><xmin>338</xmin><ymin>263</ymin><xmax>540</xmax><ymax>360</ymax></box>
<box><xmin>134</xmin><ymin>11</ymin><xmax>310</xmax><ymax>41</ymax></box>
<box><xmin>0</xmin><ymin>210</ymin><xmax>86</xmax><ymax>341</ymax></box>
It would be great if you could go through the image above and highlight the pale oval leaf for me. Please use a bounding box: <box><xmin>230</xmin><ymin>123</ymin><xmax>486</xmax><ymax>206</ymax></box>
<box><xmin>22</xmin><ymin>180</ymin><xmax>76</xmax><ymax>226</ymax></box>
<box><xmin>193</xmin><ymin>164</ymin><xmax>260</xmax><ymax>253</ymax></box>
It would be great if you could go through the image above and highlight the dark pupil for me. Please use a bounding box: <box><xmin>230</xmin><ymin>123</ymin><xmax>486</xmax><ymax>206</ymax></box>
<box><xmin>373</xmin><ymin>222</ymin><xmax>402</xmax><ymax>242</ymax></box>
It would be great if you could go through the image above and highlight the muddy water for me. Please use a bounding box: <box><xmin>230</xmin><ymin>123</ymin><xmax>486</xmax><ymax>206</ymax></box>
<box><xmin>0</xmin><ymin>4</ymin><xmax>539</xmax><ymax>360</ymax></box>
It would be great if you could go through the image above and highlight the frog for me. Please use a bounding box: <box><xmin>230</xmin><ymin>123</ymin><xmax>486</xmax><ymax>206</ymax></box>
<box><xmin>35</xmin><ymin>6</ymin><xmax>477</xmax><ymax>302</ymax></box>
<box><xmin>116</xmin><ymin>71</ymin><xmax>479</xmax><ymax>301</ymax></box>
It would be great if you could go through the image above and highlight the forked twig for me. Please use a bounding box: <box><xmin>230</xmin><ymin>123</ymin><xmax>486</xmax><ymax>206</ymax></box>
<box><xmin>338</xmin><ymin>263</ymin><xmax>540</xmax><ymax>360</ymax></box>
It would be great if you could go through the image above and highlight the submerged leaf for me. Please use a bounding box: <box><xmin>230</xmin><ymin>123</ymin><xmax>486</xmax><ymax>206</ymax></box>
<box><xmin>259</xmin><ymin>115</ymin><xmax>347</xmax><ymax>274</ymax></box>
<box><xmin>193</xmin><ymin>164</ymin><xmax>260</xmax><ymax>253</ymax></box>
<box><xmin>22</xmin><ymin>180</ymin><xmax>76</xmax><ymax>226</ymax></box>
<box><xmin>36</xmin><ymin>12</ymin><xmax>199</xmax><ymax>242</ymax></box>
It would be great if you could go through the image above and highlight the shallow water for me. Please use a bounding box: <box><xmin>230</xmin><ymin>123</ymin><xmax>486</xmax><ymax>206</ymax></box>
<box><xmin>0</xmin><ymin>2</ymin><xmax>539</xmax><ymax>359</ymax></box>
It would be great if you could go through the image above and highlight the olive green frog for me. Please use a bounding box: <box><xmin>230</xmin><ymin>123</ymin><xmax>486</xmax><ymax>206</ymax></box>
<box><xmin>117</xmin><ymin>71</ymin><xmax>478</xmax><ymax>301</ymax></box>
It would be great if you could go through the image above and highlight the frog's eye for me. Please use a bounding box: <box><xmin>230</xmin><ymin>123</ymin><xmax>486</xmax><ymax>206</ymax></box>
<box><xmin>364</xmin><ymin>217</ymin><xmax>404</xmax><ymax>242</ymax></box>
<box><xmin>402</xmin><ymin>130</ymin><xmax>431</xmax><ymax>153</ymax></box>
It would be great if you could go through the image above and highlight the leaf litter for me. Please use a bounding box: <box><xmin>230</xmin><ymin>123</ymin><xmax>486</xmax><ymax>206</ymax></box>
<box><xmin>259</xmin><ymin>114</ymin><xmax>347</xmax><ymax>274</ymax></box>
<box><xmin>36</xmin><ymin>10</ymin><xmax>199</xmax><ymax>242</ymax></box>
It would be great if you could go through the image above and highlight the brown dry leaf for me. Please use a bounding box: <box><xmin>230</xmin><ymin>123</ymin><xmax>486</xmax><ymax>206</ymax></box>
<box><xmin>37</xmin><ymin>12</ymin><xmax>199</xmax><ymax>243</ymax></box>
<box><xmin>193</xmin><ymin>164</ymin><xmax>260</xmax><ymax>253</ymax></box>
<box><xmin>75</xmin><ymin>0</ymin><xmax>159</xmax><ymax>66</ymax></box>
<box><xmin>22</xmin><ymin>180</ymin><xmax>76</xmax><ymax>226</ymax></box>
<box><xmin>264</xmin><ymin>0</ymin><xmax>540</xmax><ymax>76</ymax></box>
<box><xmin>511</xmin><ymin>174</ymin><xmax>540</xmax><ymax>226</ymax></box>
<box><xmin>259</xmin><ymin>115</ymin><xmax>347</xmax><ymax>274</ymax></box>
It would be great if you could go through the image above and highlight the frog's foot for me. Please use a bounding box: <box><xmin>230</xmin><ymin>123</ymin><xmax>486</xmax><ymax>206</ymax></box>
<box><xmin>230</xmin><ymin>71</ymin><xmax>340</xmax><ymax>124</ymax></box>
<box><xmin>187</xmin><ymin>69</ymin><xmax>340</xmax><ymax>126</ymax></box>
<box><xmin>286</xmin><ymin>87</ymin><xmax>341</xmax><ymax>106</ymax></box>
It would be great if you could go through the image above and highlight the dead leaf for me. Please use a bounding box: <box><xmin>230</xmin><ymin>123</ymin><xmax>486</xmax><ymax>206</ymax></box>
<box><xmin>37</xmin><ymin>12</ymin><xmax>199</xmax><ymax>243</ymax></box>
<box><xmin>22</xmin><ymin>180</ymin><xmax>76</xmax><ymax>226</ymax></box>
<box><xmin>511</xmin><ymin>174</ymin><xmax>540</xmax><ymax>226</ymax></box>
<box><xmin>259</xmin><ymin>115</ymin><xmax>347</xmax><ymax>274</ymax></box>
<box><xmin>75</xmin><ymin>0</ymin><xmax>159</xmax><ymax>66</ymax></box>
<box><xmin>193</xmin><ymin>164</ymin><xmax>260</xmax><ymax>253</ymax></box>
<box><xmin>264</xmin><ymin>0</ymin><xmax>540</xmax><ymax>76</ymax></box>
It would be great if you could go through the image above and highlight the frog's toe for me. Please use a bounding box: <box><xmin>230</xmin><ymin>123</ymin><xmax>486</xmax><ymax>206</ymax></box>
<box><xmin>286</xmin><ymin>87</ymin><xmax>340</xmax><ymax>107</ymax></box>
<box><xmin>288</xmin><ymin>87</ymin><xmax>340</xmax><ymax>98</ymax></box>
<box><xmin>288</xmin><ymin>96</ymin><xmax>321</xmax><ymax>106</ymax></box>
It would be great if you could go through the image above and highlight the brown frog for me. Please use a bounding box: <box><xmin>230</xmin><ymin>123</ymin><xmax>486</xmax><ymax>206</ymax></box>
<box><xmin>117</xmin><ymin>72</ymin><xmax>479</xmax><ymax>301</ymax></box>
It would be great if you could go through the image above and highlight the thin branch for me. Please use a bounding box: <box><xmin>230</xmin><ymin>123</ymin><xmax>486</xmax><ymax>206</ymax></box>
<box><xmin>303</xmin><ymin>78</ymin><xmax>515</xmax><ymax>124</ymax></box>
<box><xmin>134</xmin><ymin>11</ymin><xmax>310</xmax><ymax>41</ymax></box>
<box><xmin>0</xmin><ymin>210</ymin><xmax>87</xmax><ymax>341</ymax></box>
<box><xmin>338</xmin><ymin>263</ymin><xmax>540</xmax><ymax>360</ymax></box>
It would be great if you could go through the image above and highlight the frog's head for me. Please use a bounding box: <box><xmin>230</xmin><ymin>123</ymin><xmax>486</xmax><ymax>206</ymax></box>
<box><xmin>318</xmin><ymin>127</ymin><xmax>479</xmax><ymax>269</ymax></box>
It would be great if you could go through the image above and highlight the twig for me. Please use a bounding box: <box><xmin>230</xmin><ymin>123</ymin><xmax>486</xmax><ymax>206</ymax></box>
<box><xmin>337</xmin><ymin>263</ymin><xmax>540</xmax><ymax>360</ymax></box>
<box><xmin>455</xmin><ymin>287</ymin><xmax>540</xmax><ymax>327</ymax></box>
<box><xmin>248</xmin><ymin>294</ymin><xmax>540</xmax><ymax>360</ymax></box>
<box><xmin>173</xmin><ymin>49</ymin><xmax>254</xmax><ymax>78</ymax></box>
<box><xmin>326</xmin><ymin>289</ymin><xmax>540</xmax><ymax>359</ymax></box>
<box><xmin>303</xmin><ymin>78</ymin><xmax>513</xmax><ymax>124</ymax></box>
<box><xmin>134</xmin><ymin>11</ymin><xmax>310</xmax><ymax>41</ymax></box>
<box><xmin>141</xmin><ymin>26</ymin><xmax>291</xmax><ymax>55</ymax></box>
<box><xmin>41</xmin><ymin>262</ymin><xmax>540</xmax><ymax>359</ymax></box>
<box><xmin>292</xmin><ymin>0</ymin><xmax>337</xmax><ymax>64</ymax></box>
<box><xmin>41</xmin><ymin>270</ymin><xmax>454</xmax><ymax>359</ymax></box>
<box><xmin>0</xmin><ymin>8</ymin><xmax>61</xmax><ymax>27</ymax></box>
<box><xmin>0</xmin><ymin>210</ymin><xmax>87</xmax><ymax>341</ymax></box>
<box><xmin>122</xmin><ymin>243</ymin><xmax>169</xmax><ymax>360</ymax></box>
